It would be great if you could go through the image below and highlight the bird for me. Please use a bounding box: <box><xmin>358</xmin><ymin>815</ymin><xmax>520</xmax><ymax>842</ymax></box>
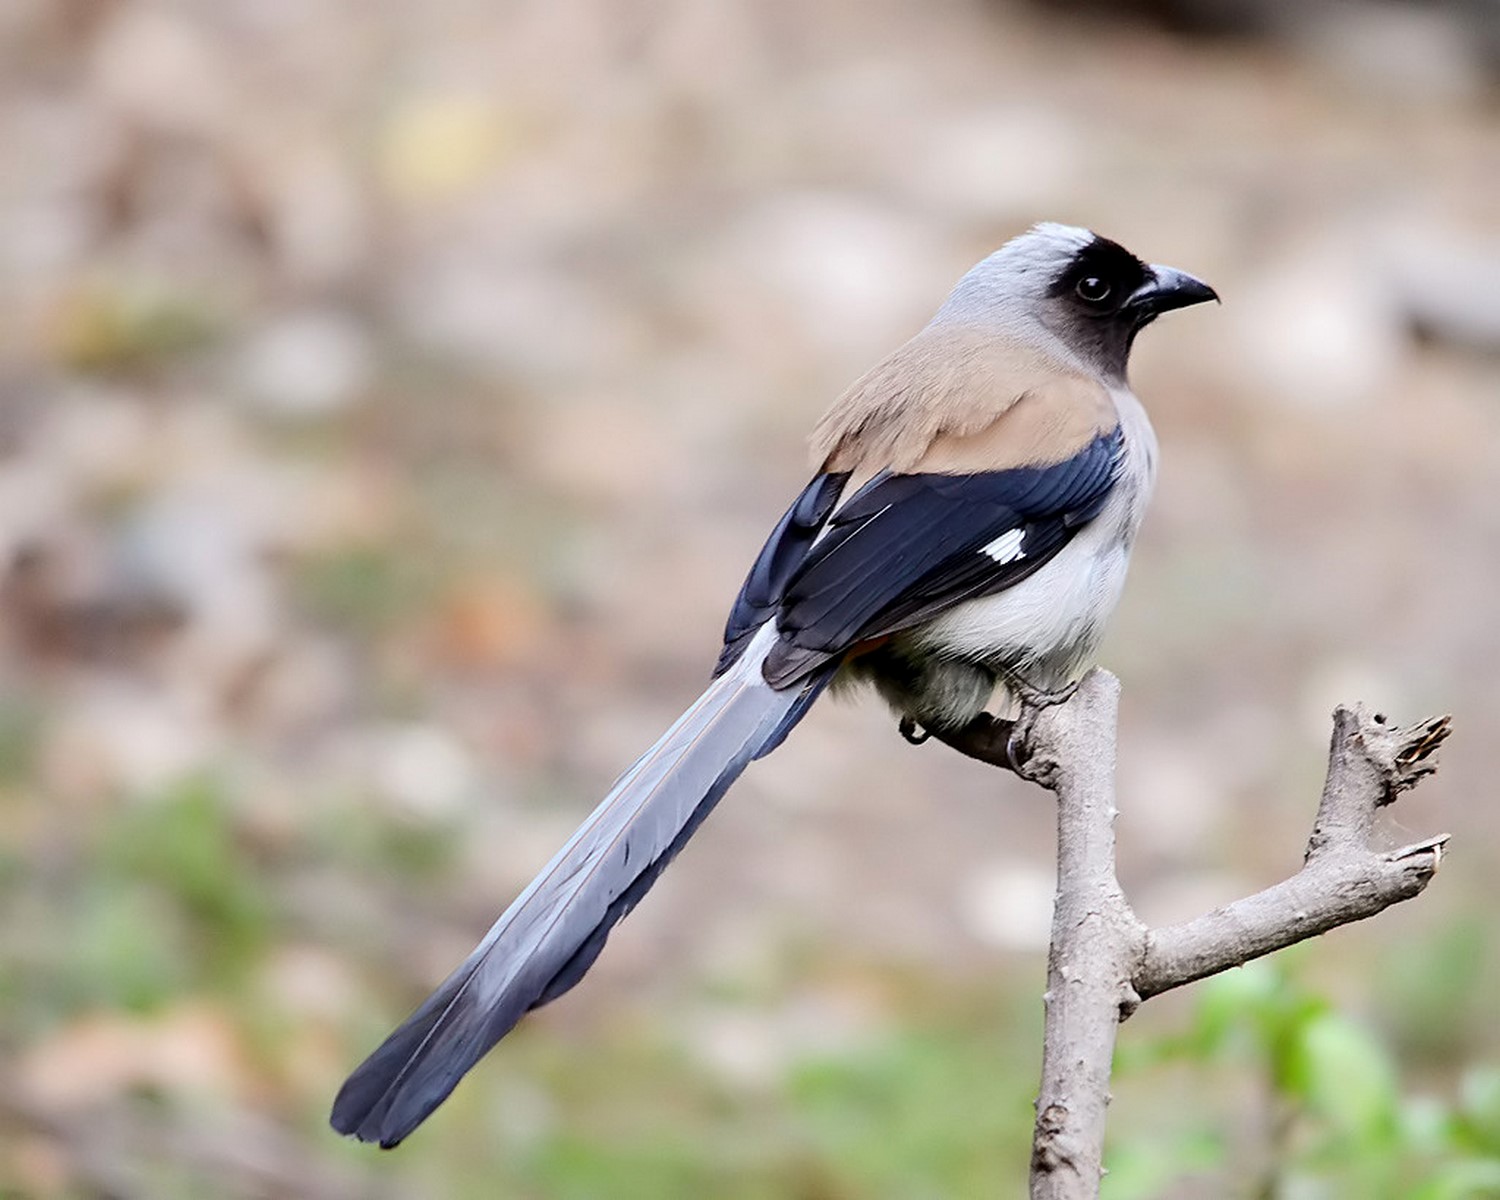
<box><xmin>331</xmin><ymin>222</ymin><xmax>1217</xmax><ymax>1148</ymax></box>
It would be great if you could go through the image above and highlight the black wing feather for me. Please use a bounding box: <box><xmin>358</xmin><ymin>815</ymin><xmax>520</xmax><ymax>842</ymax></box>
<box><xmin>715</xmin><ymin>471</ymin><xmax>849</xmax><ymax>675</ymax></box>
<box><xmin>762</xmin><ymin>428</ymin><xmax>1123</xmax><ymax>687</ymax></box>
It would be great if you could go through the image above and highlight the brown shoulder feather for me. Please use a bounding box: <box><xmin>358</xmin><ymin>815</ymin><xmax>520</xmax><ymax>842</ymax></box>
<box><xmin>809</xmin><ymin>325</ymin><xmax>1116</xmax><ymax>475</ymax></box>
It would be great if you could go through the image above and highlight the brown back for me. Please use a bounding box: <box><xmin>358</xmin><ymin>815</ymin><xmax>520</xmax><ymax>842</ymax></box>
<box><xmin>810</xmin><ymin>324</ymin><xmax>1116</xmax><ymax>476</ymax></box>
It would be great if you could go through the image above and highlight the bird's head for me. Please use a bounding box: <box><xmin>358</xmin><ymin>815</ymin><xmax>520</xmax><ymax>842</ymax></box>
<box><xmin>938</xmin><ymin>222</ymin><xmax>1218</xmax><ymax>381</ymax></box>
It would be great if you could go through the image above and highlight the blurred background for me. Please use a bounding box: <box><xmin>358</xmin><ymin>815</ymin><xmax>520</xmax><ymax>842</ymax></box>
<box><xmin>2</xmin><ymin>0</ymin><xmax>1499</xmax><ymax>1196</ymax></box>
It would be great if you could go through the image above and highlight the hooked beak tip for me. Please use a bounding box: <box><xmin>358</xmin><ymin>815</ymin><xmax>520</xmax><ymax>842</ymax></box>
<box><xmin>1134</xmin><ymin>264</ymin><xmax>1219</xmax><ymax>314</ymax></box>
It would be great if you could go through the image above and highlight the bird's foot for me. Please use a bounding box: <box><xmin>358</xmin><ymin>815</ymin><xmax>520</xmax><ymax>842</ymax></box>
<box><xmin>902</xmin><ymin>711</ymin><xmax>1022</xmax><ymax>773</ymax></box>
<box><xmin>996</xmin><ymin>680</ymin><xmax>1079</xmax><ymax>783</ymax></box>
<box><xmin>1005</xmin><ymin>721</ymin><xmax>1032</xmax><ymax>774</ymax></box>
<box><xmin>906</xmin><ymin>679</ymin><xmax>1085</xmax><ymax>783</ymax></box>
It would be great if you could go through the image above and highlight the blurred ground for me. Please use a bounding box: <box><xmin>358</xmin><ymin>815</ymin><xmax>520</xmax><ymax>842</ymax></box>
<box><xmin>1</xmin><ymin>1</ymin><xmax>1499</xmax><ymax>1196</ymax></box>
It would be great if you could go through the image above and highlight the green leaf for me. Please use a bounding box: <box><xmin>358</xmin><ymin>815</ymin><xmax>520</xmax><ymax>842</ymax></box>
<box><xmin>1190</xmin><ymin>961</ymin><xmax>1284</xmax><ymax>1056</ymax></box>
<box><xmin>1460</xmin><ymin>1070</ymin><xmax>1500</xmax><ymax>1153</ymax></box>
<box><xmin>1102</xmin><ymin>1130</ymin><xmax>1223</xmax><ymax>1199</ymax></box>
<box><xmin>1287</xmin><ymin>1011</ymin><xmax>1400</xmax><ymax>1145</ymax></box>
<box><xmin>1409</xmin><ymin>1158</ymin><xmax>1500</xmax><ymax>1200</ymax></box>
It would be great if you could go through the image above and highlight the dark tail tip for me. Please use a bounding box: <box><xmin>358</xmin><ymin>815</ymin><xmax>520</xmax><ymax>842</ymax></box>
<box><xmin>329</xmin><ymin>1075</ymin><xmax>436</xmax><ymax>1149</ymax></box>
<box><xmin>328</xmin><ymin>1029</ymin><xmax>447</xmax><ymax>1149</ymax></box>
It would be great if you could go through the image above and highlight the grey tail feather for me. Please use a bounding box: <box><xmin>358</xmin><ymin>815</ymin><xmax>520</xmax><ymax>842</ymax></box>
<box><xmin>330</xmin><ymin>628</ymin><xmax>829</xmax><ymax>1148</ymax></box>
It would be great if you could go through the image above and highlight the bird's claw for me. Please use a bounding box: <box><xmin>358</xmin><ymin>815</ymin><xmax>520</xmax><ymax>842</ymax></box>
<box><xmin>898</xmin><ymin>716</ymin><xmax>932</xmax><ymax>745</ymax></box>
<box><xmin>1009</xmin><ymin>677</ymin><xmax>1080</xmax><ymax>709</ymax></box>
<box><xmin>1005</xmin><ymin>723</ymin><xmax>1030</xmax><ymax>773</ymax></box>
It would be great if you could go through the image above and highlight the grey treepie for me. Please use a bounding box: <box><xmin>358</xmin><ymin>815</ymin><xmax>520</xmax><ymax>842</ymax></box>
<box><xmin>331</xmin><ymin>222</ymin><xmax>1217</xmax><ymax>1148</ymax></box>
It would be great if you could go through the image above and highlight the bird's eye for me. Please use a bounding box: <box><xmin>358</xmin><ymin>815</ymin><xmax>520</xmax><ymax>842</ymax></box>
<box><xmin>1075</xmin><ymin>276</ymin><xmax>1111</xmax><ymax>304</ymax></box>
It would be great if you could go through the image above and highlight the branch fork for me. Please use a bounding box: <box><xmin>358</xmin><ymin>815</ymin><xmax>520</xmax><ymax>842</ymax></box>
<box><xmin>924</xmin><ymin>672</ymin><xmax>1451</xmax><ymax>1200</ymax></box>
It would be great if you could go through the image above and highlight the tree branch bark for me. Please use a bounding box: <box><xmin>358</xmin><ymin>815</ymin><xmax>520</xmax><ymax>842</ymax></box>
<box><xmin>925</xmin><ymin>672</ymin><xmax>1451</xmax><ymax>1200</ymax></box>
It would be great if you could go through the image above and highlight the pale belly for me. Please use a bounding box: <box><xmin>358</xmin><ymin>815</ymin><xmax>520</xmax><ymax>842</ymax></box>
<box><xmin>907</xmin><ymin>515</ymin><xmax>1133</xmax><ymax>691</ymax></box>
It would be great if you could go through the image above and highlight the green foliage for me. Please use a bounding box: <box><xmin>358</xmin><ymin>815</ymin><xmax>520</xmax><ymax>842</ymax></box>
<box><xmin>1106</xmin><ymin>960</ymin><xmax>1500</xmax><ymax>1199</ymax></box>
<box><xmin>13</xmin><ymin>775</ymin><xmax>277</xmax><ymax>1029</ymax></box>
<box><xmin>99</xmin><ymin>775</ymin><xmax>274</xmax><ymax>988</ymax></box>
<box><xmin>1376</xmin><ymin>918</ymin><xmax>1492</xmax><ymax>1066</ymax></box>
<box><xmin>786</xmin><ymin>1021</ymin><xmax>1037</xmax><ymax>1196</ymax></box>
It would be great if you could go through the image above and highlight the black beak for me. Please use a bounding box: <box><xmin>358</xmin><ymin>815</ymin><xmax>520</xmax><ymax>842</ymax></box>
<box><xmin>1127</xmin><ymin>264</ymin><xmax>1219</xmax><ymax>317</ymax></box>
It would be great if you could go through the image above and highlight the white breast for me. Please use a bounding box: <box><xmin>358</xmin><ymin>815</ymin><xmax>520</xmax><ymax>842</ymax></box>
<box><xmin>905</xmin><ymin>387</ymin><xmax>1157</xmax><ymax>691</ymax></box>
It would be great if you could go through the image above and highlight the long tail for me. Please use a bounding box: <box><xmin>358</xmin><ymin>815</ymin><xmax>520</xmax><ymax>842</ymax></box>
<box><xmin>330</xmin><ymin>628</ymin><xmax>828</xmax><ymax>1148</ymax></box>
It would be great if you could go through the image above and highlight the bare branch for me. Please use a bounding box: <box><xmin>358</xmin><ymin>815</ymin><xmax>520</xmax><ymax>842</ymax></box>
<box><xmin>924</xmin><ymin>675</ymin><xmax>1451</xmax><ymax>1200</ymax></box>
<box><xmin>1021</xmin><ymin>672</ymin><xmax>1146</xmax><ymax>1200</ymax></box>
<box><xmin>1137</xmin><ymin>708</ymin><xmax>1450</xmax><ymax>1000</ymax></box>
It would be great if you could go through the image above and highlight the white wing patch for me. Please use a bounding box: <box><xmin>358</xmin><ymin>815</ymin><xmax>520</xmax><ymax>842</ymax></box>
<box><xmin>981</xmin><ymin>528</ymin><xmax>1026</xmax><ymax>564</ymax></box>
